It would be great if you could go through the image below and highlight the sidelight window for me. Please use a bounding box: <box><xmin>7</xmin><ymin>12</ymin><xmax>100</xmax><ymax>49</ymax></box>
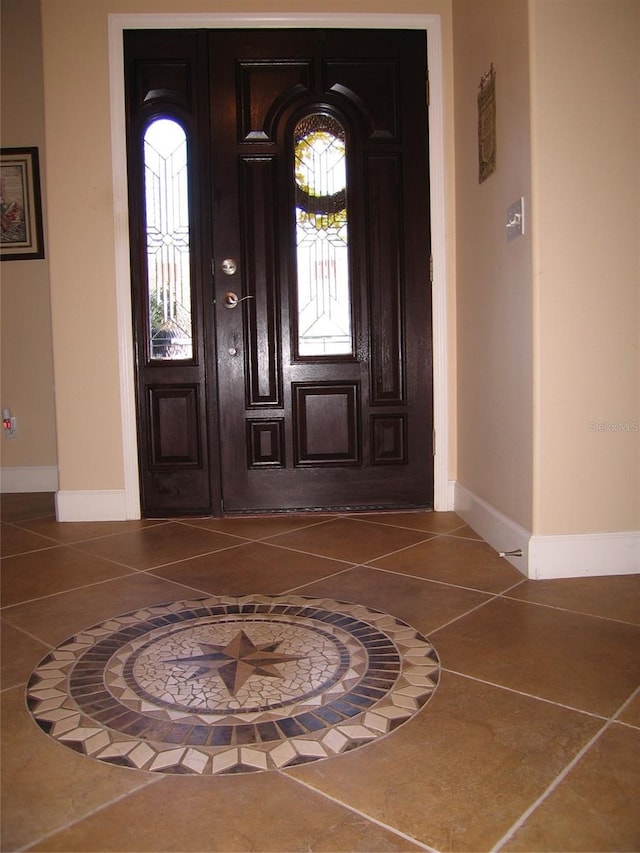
<box><xmin>294</xmin><ymin>113</ymin><xmax>352</xmax><ymax>357</ymax></box>
<box><xmin>143</xmin><ymin>118</ymin><xmax>193</xmax><ymax>360</ymax></box>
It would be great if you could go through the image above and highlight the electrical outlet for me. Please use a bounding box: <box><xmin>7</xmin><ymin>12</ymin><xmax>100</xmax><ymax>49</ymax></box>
<box><xmin>2</xmin><ymin>415</ymin><xmax>18</xmax><ymax>438</ymax></box>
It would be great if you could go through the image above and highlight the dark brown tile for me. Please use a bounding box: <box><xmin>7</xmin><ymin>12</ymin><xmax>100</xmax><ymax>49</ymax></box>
<box><xmin>370</xmin><ymin>534</ymin><xmax>524</xmax><ymax>593</ymax></box>
<box><xmin>285</xmin><ymin>671</ymin><xmax>603</xmax><ymax>852</ymax></box>
<box><xmin>504</xmin><ymin>724</ymin><xmax>640</xmax><ymax>852</ymax></box>
<box><xmin>72</xmin><ymin>522</ymin><xmax>248</xmax><ymax>570</ymax></box>
<box><xmin>267</xmin><ymin>517</ymin><xmax>432</xmax><ymax>563</ymax></box>
<box><xmin>506</xmin><ymin>573</ymin><xmax>640</xmax><ymax>625</ymax></box>
<box><xmin>29</xmin><ymin>772</ymin><xmax>424</xmax><ymax>852</ymax></box>
<box><xmin>0</xmin><ymin>546</ymin><xmax>135</xmax><ymax>607</ymax></box>
<box><xmin>1</xmin><ymin>573</ymin><xmax>204</xmax><ymax>646</ymax></box>
<box><xmin>149</xmin><ymin>540</ymin><xmax>352</xmax><ymax>595</ymax></box>
<box><xmin>0</xmin><ymin>522</ymin><xmax>59</xmax><ymax>557</ymax></box>
<box><xmin>294</xmin><ymin>564</ymin><xmax>491</xmax><ymax>636</ymax></box>
<box><xmin>432</xmin><ymin>596</ymin><xmax>640</xmax><ymax>716</ymax></box>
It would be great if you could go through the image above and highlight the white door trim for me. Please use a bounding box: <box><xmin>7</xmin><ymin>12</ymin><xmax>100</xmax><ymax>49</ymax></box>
<box><xmin>108</xmin><ymin>12</ymin><xmax>449</xmax><ymax>518</ymax></box>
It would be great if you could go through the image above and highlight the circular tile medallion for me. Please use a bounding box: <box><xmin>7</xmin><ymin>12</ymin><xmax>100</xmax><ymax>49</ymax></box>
<box><xmin>26</xmin><ymin>595</ymin><xmax>440</xmax><ymax>775</ymax></box>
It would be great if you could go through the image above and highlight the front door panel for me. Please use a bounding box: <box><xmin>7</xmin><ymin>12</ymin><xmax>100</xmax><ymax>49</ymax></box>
<box><xmin>125</xmin><ymin>29</ymin><xmax>432</xmax><ymax>516</ymax></box>
<box><xmin>211</xmin><ymin>30</ymin><xmax>433</xmax><ymax>512</ymax></box>
<box><xmin>124</xmin><ymin>30</ymin><xmax>217</xmax><ymax>516</ymax></box>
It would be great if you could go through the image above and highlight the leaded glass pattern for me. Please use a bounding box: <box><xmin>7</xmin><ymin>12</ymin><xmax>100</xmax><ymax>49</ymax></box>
<box><xmin>294</xmin><ymin>114</ymin><xmax>352</xmax><ymax>357</ymax></box>
<box><xmin>144</xmin><ymin>119</ymin><xmax>193</xmax><ymax>360</ymax></box>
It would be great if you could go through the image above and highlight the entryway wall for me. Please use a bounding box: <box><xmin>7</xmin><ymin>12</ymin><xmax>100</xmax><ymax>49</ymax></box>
<box><xmin>452</xmin><ymin>0</ymin><xmax>639</xmax><ymax>577</ymax></box>
<box><xmin>0</xmin><ymin>0</ymin><xmax>58</xmax><ymax>495</ymax></box>
<box><xmin>5</xmin><ymin>1</ymin><xmax>636</xmax><ymax>579</ymax></box>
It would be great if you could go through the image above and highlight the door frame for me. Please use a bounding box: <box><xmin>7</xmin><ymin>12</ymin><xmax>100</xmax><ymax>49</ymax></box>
<box><xmin>108</xmin><ymin>11</ymin><xmax>450</xmax><ymax>519</ymax></box>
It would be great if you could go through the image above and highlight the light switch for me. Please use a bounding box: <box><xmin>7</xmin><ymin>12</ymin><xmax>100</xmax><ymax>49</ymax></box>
<box><xmin>506</xmin><ymin>197</ymin><xmax>525</xmax><ymax>241</ymax></box>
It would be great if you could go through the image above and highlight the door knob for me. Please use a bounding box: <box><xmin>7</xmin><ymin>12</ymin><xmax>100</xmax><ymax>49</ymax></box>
<box><xmin>223</xmin><ymin>291</ymin><xmax>255</xmax><ymax>309</ymax></box>
<box><xmin>223</xmin><ymin>291</ymin><xmax>239</xmax><ymax>309</ymax></box>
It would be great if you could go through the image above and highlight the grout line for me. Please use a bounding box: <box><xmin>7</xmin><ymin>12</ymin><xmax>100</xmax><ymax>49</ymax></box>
<box><xmin>0</xmin><ymin>616</ymin><xmax>51</xmax><ymax>651</ymax></box>
<box><xmin>0</xmin><ymin>570</ymin><xmax>137</xmax><ymax>612</ymax></box>
<box><xmin>355</xmin><ymin>537</ymin><xmax>442</xmax><ymax>564</ymax></box>
<box><xmin>137</xmin><ymin>561</ymin><xmax>362</xmax><ymax>601</ymax></box>
<box><xmin>282</xmin><ymin>563</ymin><xmax>365</xmax><ymax>595</ymax></box>
<box><xmin>426</xmin><ymin>594</ymin><xmax>499</xmax><ymax>634</ymax></box>
<box><xmin>345</xmin><ymin>512</ymin><xmax>469</xmax><ymax>537</ymax></box>
<box><xmin>342</xmin><ymin>513</ymin><xmax>491</xmax><ymax>546</ymax></box>
<box><xmin>5</xmin><ymin>518</ymin><xmax>172</xmax><ymax>549</ymax></box>
<box><xmin>612</xmin><ymin>718</ymin><xmax>640</xmax><ymax>732</ymax></box>
<box><xmin>279</xmin><ymin>770</ymin><xmax>439</xmax><ymax>853</ymax></box>
<box><xmin>227</xmin><ymin>538</ymin><xmax>371</xmax><ymax>568</ymax></box>
<box><xmin>440</xmin><ymin>531</ymin><xmax>485</xmax><ymax>542</ymax></box>
<box><xmin>611</xmin><ymin>684</ymin><xmax>640</xmax><ymax>723</ymax></box>
<box><xmin>448</xmin><ymin>676</ymin><xmax>640</xmax><ymax>849</ymax></box>
<box><xmin>361</xmin><ymin>561</ymin><xmax>519</xmax><ymax>598</ymax></box>
<box><xmin>64</xmin><ymin>537</ymin><xmax>251</xmax><ymax>573</ymax></box>
<box><xmin>19</xmin><ymin>775</ymin><xmax>165</xmax><ymax>853</ymax></box>
<box><xmin>500</xmin><ymin>577</ymin><xmax>529</xmax><ymax>593</ymax></box>
<box><xmin>0</xmin><ymin>570</ymin><xmax>204</xmax><ymax>616</ymax></box>
<box><xmin>490</xmin><ymin>716</ymin><xmax>614</xmax><ymax>852</ymax></box>
<box><xmin>136</xmin><ymin>572</ymin><xmax>260</xmax><ymax>601</ymax></box>
<box><xmin>499</xmin><ymin>589</ymin><xmax>640</xmax><ymax>628</ymax></box>
<box><xmin>116</xmin><ymin>536</ymin><xmax>358</xmax><ymax>575</ymax></box>
<box><xmin>442</xmin><ymin>667</ymin><xmax>612</xmax><ymax>723</ymax></box>
<box><xmin>175</xmin><ymin>514</ymin><xmax>340</xmax><ymax>538</ymax></box>
<box><xmin>1</xmin><ymin>538</ymin><xmax>65</xmax><ymax>559</ymax></box>
<box><xmin>493</xmin><ymin>682</ymin><xmax>640</xmax><ymax>851</ymax></box>
<box><xmin>0</xmin><ymin>512</ymin><xmax>57</xmax><ymax>526</ymax></box>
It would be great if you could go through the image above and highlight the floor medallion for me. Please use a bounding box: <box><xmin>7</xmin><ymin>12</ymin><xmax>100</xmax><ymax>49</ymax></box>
<box><xmin>26</xmin><ymin>594</ymin><xmax>440</xmax><ymax>775</ymax></box>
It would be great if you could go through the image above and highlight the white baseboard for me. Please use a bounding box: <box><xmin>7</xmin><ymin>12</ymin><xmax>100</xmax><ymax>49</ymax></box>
<box><xmin>0</xmin><ymin>466</ymin><xmax>59</xmax><ymax>493</ymax></box>
<box><xmin>454</xmin><ymin>482</ymin><xmax>640</xmax><ymax>579</ymax></box>
<box><xmin>528</xmin><ymin>532</ymin><xmax>640</xmax><ymax>579</ymax></box>
<box><xmin>55</xmin><ymin>489</ymin><xmax>137</xmax><ymax>521</ymax></box>
<box><xmin>454</xmin><ymin>483</ymin><xmax>530</xmax><ymax>576</ymax></box>
<box><xmin>435</xmin><ymin>479</ymin><xmax>456</xmax><ymax>512</ymax></box>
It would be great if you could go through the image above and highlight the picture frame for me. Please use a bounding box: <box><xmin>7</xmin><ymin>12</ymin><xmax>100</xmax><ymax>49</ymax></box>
<box><xmin>478</xmin><ymin>65</ymin><xmax>496</xmax><ymax>184</ymax></box>
<box><xmin>1</xmin><ymin>147</ymin><xmax>45</xmax><ymax>260</ymax></box>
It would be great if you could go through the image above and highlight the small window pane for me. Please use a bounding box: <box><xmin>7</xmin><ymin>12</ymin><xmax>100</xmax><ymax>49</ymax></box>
<box><xmin>294</xmin><ymin>114</ymin><xmax>352</xmax><ymax>357</ymax></box>
<box><xmin>144</xmin><ymin>118</ymin><xmax>192</xmax><ymax>360</ymax></box>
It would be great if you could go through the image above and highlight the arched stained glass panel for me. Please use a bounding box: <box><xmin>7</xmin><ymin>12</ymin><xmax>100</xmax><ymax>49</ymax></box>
<box><xmin>294</xmin><ymin>114</ymin><xmax>352</xmax><ymax>357</ymax></box>
<box><xmin>144</xmin><ymin>118</ymin><xmax>192</xmax><ymax>360</ymax></box>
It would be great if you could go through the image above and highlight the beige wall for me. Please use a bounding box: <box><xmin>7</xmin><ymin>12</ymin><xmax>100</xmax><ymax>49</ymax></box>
<box><xmin>453</xmin><ymin>0</ymin><xmax>534</xmax><ymax>529</ymax></box>
<box><xmin>453</xmin><ymin>0</ymin><xmax>639</xmax><ymax>537</ymax></box>
<box><xmin>7</xmin><ymin>0</ymin><xmax>637</xmax><ymax>537</ymax></box>
<box><xmin>39</xmin><ymin>0</ymin><xmax>457</xmax><ymax>494</ymax></box>
<box><xmin>0</xmin><ymin>0</ymin><xmax>57</xmax><ymax>471</ymax></box>
<box><xmin>530</xmin><ymin>0</ymin><xmax>639</xmax><ymax>534</ymax></box>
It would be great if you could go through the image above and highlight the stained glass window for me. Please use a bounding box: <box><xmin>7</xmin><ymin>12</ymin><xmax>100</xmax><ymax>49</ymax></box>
<box><xmin>144</xmin><ymin>118</ymin><xmax>192</xmax><ymax>360</ymax></box>
<box><xmin>294</xmin><ymin>114</ymin><xmax>352</xmax><ymax>357</ymax></box>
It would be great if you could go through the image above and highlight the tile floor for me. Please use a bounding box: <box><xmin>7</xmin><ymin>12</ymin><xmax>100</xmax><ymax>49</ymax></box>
<box><xmin>1</xmin><ymin>492</ymin><xmax>639</xmax><ymax>852</ymax></box>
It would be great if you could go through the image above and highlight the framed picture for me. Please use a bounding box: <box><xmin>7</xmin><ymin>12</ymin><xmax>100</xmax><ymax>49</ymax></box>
<box><xmin>478</xmin><ymin>66</ymin><xmax>496</xmax><ymax>184</ymax></box>
<box><xmin>1</xmin><ymin>147</ymin><xmax>45</xmax><ymax>260</ymax></box>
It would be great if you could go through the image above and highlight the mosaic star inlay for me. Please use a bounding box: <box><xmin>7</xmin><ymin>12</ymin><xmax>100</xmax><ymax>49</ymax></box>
<box><xmin>26</xmin><ymin>595</ymin><xmax>440</xmax><ymax>775</ymax></box>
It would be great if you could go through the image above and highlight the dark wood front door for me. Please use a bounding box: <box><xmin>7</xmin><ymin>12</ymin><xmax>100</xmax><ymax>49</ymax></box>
<box><xmin>125</xmin><ymin>28</ymin><xmax>433</xmax><ymax>516</ymax></box>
